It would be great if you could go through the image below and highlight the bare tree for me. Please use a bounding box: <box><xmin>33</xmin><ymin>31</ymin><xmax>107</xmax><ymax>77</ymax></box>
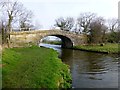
<box><xmin>19</xmin><ymin>9</ymin><xmax>34</xmax><ymax>31</ymax></box>
<box><xmin>65</xmin><ymin>17</ymin><xmax>74</xmax><ymax>31</ymax></box>
<box><xmin>0</xmin><ymin>0</ymin><xmax>24</xmax><ymax>46</ymax></box>
<box><xmin>107</xmin><ymin>18</ymin><xmax>118</xmax><ymax>32</ymax></box>
<box><xmin>0</xmin><ymin>0</ymin><xmax>36</xmax><ymax>46</ymax></box>
<box><xmin>107</xmin><ymin>18</ymin><xmax>119</xmax><ymax>43</ymax></box>
<box><xmin>54</xmin><ymin>17</ymin><xmax>74</xmax><ymax>31</ymax></box>
<box><xmin>1</xmin><ymin>0</ymin><xmax>23</xmax><ymax>31</ymax></box>
<box><xmin>77</xmin><ymin>12</ymin><xmax>96</xmax><ymax>34</ymax></box>
<box><xmin>0</xmin><ymin>12</ymin><xmax>8</xmax><ymax>44</ymax></box>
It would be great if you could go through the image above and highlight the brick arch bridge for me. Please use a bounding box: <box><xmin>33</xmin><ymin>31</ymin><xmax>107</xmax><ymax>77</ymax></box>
<box><xmin>10</xmin><ymin>30</ymin><xmax>87</xmax><ymax>48</ymax></box>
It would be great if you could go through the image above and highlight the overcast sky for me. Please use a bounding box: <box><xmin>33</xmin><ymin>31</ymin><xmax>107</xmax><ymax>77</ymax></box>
<box><xmin>17</xmin><ymin>0</ymin><xmax>119</xmax><ymax>29</ymax></box>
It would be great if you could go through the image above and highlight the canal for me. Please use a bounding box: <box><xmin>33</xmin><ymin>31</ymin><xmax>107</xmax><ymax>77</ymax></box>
<box><xmin>40</xmin><ymin>43</ymin><xmax>118</xmax><ymax>88</ymax></box>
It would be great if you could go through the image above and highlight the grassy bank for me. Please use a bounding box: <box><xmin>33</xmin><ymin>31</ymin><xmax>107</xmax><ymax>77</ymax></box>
<box><xmin>73</xmin><ymin>43</ymin><xmax>119</xmax><ymax>54</ymax></box>
<box><xmin>2</xmin><ymin>46</ymin><xmax>71</xmax><ymax>88</ymax></box>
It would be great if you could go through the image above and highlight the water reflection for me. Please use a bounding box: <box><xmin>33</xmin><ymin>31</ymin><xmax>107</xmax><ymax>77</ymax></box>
<box><xmin>73</xmin><ymin>51</ymin><xmax>106</xmax><ymax>73</ymax></box>
<box><xmin>71</xmin><ymin>51</ymin><xmax>118</xmax><ymax>88</ymax></box>
<box><xmin>40</xmin><ymin>43</ymin><xmax>118</xmax><ymax>88</ymax></box>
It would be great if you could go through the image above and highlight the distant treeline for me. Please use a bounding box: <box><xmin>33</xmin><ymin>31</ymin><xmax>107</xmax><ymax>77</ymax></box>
<box><xmin>54</xmin><ymin>12</ymin><xmax>119</xmax><ymax>44</ymax></box>
<box><xmin>42</xmin><ymin>40</ymin><xmax>62</xmax><ymax>45</ymax></box>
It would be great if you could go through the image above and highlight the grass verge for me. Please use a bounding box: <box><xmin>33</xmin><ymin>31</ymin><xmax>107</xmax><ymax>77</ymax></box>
<box><xmin>73</xmin><ymin>43</ymin><xmax>119</xmax><ymax>54</ymax></box>
<box><xmin>2</xmin><ymin>46</ymin><xmax>71</xmax><ymax>88</ymax></box>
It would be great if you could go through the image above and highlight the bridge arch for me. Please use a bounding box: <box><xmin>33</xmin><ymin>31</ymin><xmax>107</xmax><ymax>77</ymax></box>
<box><xmin>40</xmin><ymin>34</ymin><xmax>73</xmax><ymax>48</ymax></box>
<box><xmin>10</xmin><ymin>30</ymin><xmax>87</xmax><ymax>48</ymax></box>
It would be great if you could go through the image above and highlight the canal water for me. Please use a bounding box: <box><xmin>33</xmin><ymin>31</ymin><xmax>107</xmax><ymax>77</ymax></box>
<box><xmin>40</xmin><ymin>43</ymin><xmax>119</xmax><ymax>88</ymax></box>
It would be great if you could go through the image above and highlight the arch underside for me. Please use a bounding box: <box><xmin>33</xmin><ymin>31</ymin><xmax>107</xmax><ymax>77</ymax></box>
<box><xmin>43</xmin><ymin>35</ymin><xmax>73</xmax><ymax>48</ymax></box>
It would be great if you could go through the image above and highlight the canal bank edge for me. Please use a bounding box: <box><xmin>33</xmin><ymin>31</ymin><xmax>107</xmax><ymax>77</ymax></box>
<box><xmin>73</xmin><ymin>43</ymin><xmax>119</xmax><ymax>54</ymax></box>
<box><xmin>2</xmin><ymin>45</ymin><xmax>72</xmax><ymax>88</ymax></box>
